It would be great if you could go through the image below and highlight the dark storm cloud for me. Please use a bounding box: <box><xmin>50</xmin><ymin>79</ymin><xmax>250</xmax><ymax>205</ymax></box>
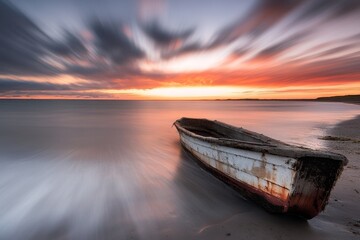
<box><xmin>208</xmin><ymin>0</ymin><xmax>304</xmax><ymax>49</ymax></box>
<box><xmin>333</xmin><ymin>0</ymin><xmax>360</xmax><ymax>16</ymax></box>
<box><xmin>64</xmin><ymin>64</ymin><xmax>104</xmax><ymax>76</ymax></box>
<box><xmin>299</xmin><ymin>0</ymin><xmax>360</xmax><ymax>19</ymax></box>
<box><xmin>0</xmin><ymin>0</ymin><xmax>59</xmax><ymax>76</ymax></box>
<box><xmin>90</xmin><ymin>19</ymin><xmax>144</xmax><ymax>65</ymax></box>
<box><xmin>208</xmin><ymin>0</ymin><xmax>360</xmax><ymax>51</ymax></box>
<box><xmin>47</xmin><ymin>30</ymin><xmax>88</xmax><ymax>58</ymax></box>
<box><xmin>0</xmin><ymin>78</ymin><xmax>77</xmax><ymax>92</ymax></box>
<box><xmin>141</xmin><ymin>22</ymin><xmax>213</xmax><ymax>60</ymax></box>
<box><xmin>142</xmin><ymin>21</ymin><xmax>194</xmax><ymax>47</ymax></box>
<box><xmin>55</xmin><ymin>19</ymin><xmax>150</xmax><ymax>83</ymax></box>
<box><xmin>0</xmin><ymin>0</ymin><xmax>146</xmax><ymax>82</ymax></box>
<box><xmin>135</xmin><ymin>0</ymin><xmax>360</xmax><ymax>61</ymax></box>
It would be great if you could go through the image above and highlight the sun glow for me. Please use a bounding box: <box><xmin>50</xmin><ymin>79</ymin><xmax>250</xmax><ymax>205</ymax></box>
<box><xmin>139</xmin><ymin>49</ymin><xmax>228</xmax><ymax>74</ymax></box>
<box><xmin>97</xmin><ymin>82</ymin><xmax>360</xmax><ymax>100</ymax></box>
<box><xmin>101</xmin><ymin>86</ymin><xmax>255</xmax><ymax>99</ymax></box>
<box><xmin>141</xmin><ymin>86</ymin><xmax>250</xmax><ymax>99</ymax></box>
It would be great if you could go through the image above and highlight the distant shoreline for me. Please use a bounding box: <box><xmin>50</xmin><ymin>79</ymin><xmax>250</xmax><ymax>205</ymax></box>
<box><xmin>0</xmin><ymin>94</ymin><xmax>359</xmax><ymax>104</ymax></box>
<box><xmin>214</xmin><ymin>95</ymin><xmax>360</xmax><ymax>105</ymax></box>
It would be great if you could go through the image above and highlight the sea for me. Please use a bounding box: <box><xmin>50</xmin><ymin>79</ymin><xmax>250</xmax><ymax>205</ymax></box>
<box><xmin>0</xmin><ymin>100</ymin><xmax>359</xmax><ymax>239</ymax></box>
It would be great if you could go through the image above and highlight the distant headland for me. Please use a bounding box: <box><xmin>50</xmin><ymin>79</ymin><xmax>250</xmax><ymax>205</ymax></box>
<box><xmin>216</xmin><ymin>94</ymin><xmax>360</xmax><ymax>104</ymax></box>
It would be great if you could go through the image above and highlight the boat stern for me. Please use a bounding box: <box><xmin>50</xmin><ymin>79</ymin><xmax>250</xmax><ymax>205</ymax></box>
<box><xmin>288</xmin><ymin>156</ymin><xmax>346</xmax><ymax>219</ymax></box>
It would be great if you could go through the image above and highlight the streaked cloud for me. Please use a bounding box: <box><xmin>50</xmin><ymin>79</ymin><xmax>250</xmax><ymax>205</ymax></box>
<box><xmin>0</xmin><ymin>78</ymin><xmax>76</xmax><ymax>91</ymax></box>
<box><xmin>0</xmin><ymin>1</ymin><xmax>58</xmax><ymax>76</ymax></box>
<box><xmin>0</xmin><ymin>0</ymin><xmax>360</xmax><ymax>99</ymax></box>
<box><xmin>142</xmin><ymin>21</ymin><xmax>195</xmax><ymax>59</ymax></box>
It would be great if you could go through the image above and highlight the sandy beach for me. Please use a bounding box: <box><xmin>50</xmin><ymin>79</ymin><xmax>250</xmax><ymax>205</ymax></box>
<box><xmin>321</xmin><ymin>114</ymin><xmax>360</xmax><ymax>237</ymax></box>
<box><xmin>198</xmin><ymin>113</ymin><xmax>360</xmax><ymax>240</ymax></box>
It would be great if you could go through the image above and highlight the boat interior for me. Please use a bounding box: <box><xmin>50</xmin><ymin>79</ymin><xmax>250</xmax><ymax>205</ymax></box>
<box><xmin>177</xmin><ymin>118</ymin><xmax>266</xmax><ymax>143</ymax></box>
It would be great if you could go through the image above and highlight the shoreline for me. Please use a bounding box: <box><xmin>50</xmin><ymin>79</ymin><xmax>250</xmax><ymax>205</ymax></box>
<box><xmin>0</xmin><ymin>95</ymin><xmax>359</xmax><ymax>104</ymax></box>
<box><xmin>318</xmin><ymin>114</ymin><xmax>360</xmax><ymax>236</ymax></box>
<box><xmin>196</xmin><ymin>114</ymin><xmax>360</xmax><ymax>240</ymax></box>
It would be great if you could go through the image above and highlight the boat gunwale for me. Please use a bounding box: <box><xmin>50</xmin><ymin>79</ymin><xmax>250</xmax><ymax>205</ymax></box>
<box><xmin>174</xmin><ymin>117</ymin><xmax>348</xmax><ymax>164</ymax></box>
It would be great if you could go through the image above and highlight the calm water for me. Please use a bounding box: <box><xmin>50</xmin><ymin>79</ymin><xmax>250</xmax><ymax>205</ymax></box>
<box><xmin>0</xmin><ymin>100</ymin><xmax>359</xmax><ymax>239</ymax></box>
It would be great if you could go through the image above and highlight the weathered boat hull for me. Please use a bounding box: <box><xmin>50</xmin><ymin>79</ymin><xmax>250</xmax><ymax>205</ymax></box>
<box><xmin>174</xmin><ymin>118</ymin><xmax>347</xmax><ymax>219</ymax></box>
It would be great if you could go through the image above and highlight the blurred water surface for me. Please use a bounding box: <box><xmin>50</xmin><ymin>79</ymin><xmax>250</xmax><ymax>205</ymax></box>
<box><xmin>0</xmin><ymin>100</ymin><xmax>359</xmax><ymax>239</ymax></box>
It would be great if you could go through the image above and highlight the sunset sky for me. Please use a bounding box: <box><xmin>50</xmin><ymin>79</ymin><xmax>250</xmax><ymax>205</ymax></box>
<box><xmin>0</xmin><ymin>0</ymin><xmax>359</xmax><ymax>99</ymax></box>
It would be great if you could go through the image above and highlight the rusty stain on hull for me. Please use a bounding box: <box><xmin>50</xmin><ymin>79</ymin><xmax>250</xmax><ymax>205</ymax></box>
<box><xmin>180</xmin><ymin>133</ymin><xmax>295</xmax><ymax>202</ymax></box>
<box><xmin>174</xmin><ymin>117</ymin><xmax>347</xmax><ymax>219</ymax></box>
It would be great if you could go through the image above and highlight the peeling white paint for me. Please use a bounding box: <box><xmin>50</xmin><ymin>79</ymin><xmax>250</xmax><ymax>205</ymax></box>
<box><xmin>180</xmin><ymin>133</ymin><xmax>298</xmax><ymax>202</ymax></box>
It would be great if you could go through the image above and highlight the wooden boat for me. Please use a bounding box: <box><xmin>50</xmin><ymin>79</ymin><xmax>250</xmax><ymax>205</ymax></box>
<box><xmin>174</xmin><ymin>117</ymin><xmax>347</xmax><ymax>219</ymax></box>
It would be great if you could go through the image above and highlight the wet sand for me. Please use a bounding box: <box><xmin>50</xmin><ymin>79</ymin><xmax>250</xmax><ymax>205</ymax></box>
<box><xmin>198</xmin><ymin>114</ymin><xmax>360</xmax><ymax>240</ymax></box>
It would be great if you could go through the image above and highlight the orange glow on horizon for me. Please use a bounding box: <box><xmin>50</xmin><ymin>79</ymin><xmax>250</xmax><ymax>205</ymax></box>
<box><xmin>2</xmin><ymin>83</ymin><xmax>358</xmax><ymax>100</ymax></box>
<box><xmin>102</xmin><ymin>86</ymin><xmax>254</xmax><ymax>99</ymax></box>
<box><xmin>97</xmin><ymin>83</ymin><xmax>360</xmax><ymax>100</ymax></box>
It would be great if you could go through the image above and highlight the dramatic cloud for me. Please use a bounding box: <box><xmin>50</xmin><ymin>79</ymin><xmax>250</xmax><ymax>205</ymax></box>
<box><xmin>249</xmin><ymin>30</ymin><xmax>312</xmax><ymax>63</ymax></box>
<box><xmin>0</xmin><ymin>1</ymin><xmax>146</xmax><ymax>82</ymax></box>
<box><xmin>299</xmin><ymin>0</ymin><xmax>360</xmax><ymax>19</ymax></box>
<box><xmin>208</xmin><ymin>0</ymin><xmax>304</xmax><ymax>49</ymax></box>
<box><xmin>207</xmin><ymin>0</ymin><xmax>360</xmax><ymax>52</ymax></box>
<box><xmin>143</xmin><ymin>22</ymin><xmax>193</xmax><ymax>47</ymax></box>
<box><xmin>58</xmin><ymin>19</ymin><xmax>147</xmax><ymax>83</ymax></box>
<box><xmin>47</xmin><ymin>30</ymin><xmax>88</xmax><ymax>58</ymax></box>
<box><xmin>0</xmin><ymin>0</ymin><xmax>360</xmax><ymax>99</ymax></box>
<box><xmin>162</xmin><ymin>42</ymin><xmax>204</xmax><ymax>59</ymax></box>
<box><xmin>142</xmin><ymin>21</ymin><xmax>197</xmax><ymax>59</ymax></box>
<box><xmin>0</xmin><ymin>78</ymin><xmax>77</xmax><ymax>92</ymax></box>
<box><xmin>90</xmin><ymin>19</ymin><xmax>144</xmax><ymax>65</ymax></box>
<box><xmin>0</xmin><ymin>1</ymin><xmax>58</xmax><ymax>76</ymax></box>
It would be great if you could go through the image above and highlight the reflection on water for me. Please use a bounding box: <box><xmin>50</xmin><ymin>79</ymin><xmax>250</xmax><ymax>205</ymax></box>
<box><xmin>0</xmin><ymin>100</ymin><xmax>358</xmax><ymax>239</ymax></box>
